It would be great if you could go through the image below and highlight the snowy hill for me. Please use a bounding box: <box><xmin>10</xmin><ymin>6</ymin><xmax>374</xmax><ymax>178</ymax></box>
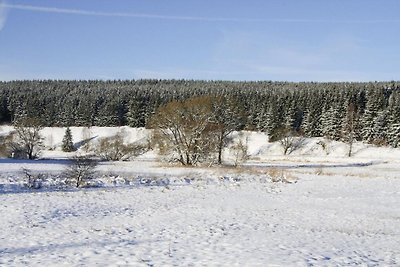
<box><xmin>0</xmin><ymin>126</ymin><xmax>399</xmax><ymax>266</ymax></box>
<box><xmin>2</xmin><ymin>125</ymin><xmax>400</xmax><ymax>162</ymax></box>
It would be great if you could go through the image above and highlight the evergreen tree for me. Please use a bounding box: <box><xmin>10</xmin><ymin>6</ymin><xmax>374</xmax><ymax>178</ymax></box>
<box><xmin>321</xmin><ymin>104</ymin><xmax>344</xmax><ymax>141</ymax></box>
<box><xmin>266</xmin><ymin>101</ymin><xmax>282</xmax><ymax>141</ymax></box>
<box><xmin>386</xmin><ymin>90</ymin><xmax>400</xmax><ymax>147</ymax></box>
<box><xmin>284</xmin><ymin>99</ymin><xmax>298</xmax><ymax>132</ymax></box>
<box><xmin>387</xmin><ymin>123</ymin><xmax>400</xmax><ymax>147</ymax></box>
<box><xmin>62</xmin><ymin>127</ymin><xmax>75</xmax><ymax>152</ymax></box>
<box><xmin>253</xmin><ymin>101</ymin><xmax>269</xmax><ymax>132</ymax></box>
<box><xmin>302</xmin><ymin>108</ymin><xmax>322</xmax><ymax>137</ymax></box>
<box><xmin>127</xmin><ymin>97</ymin><xmax>147</xmax><ymax>127</ymax></box>
<box><xmin>373</xmin><ymin>110</ymin><xmax>389</xmax><ymax>145</ymax></box>
<box><xmin>0</xmin><ymin>79</ymin><xmax>396</xmax><ymax>146</ymax></box>
<box><xmin>361</xmin><ymin>88</ymin><xmax>385</xmax><ymax>143</ymax></box>
<box><xmin>320</xmin><ymin>105</ymin><xmax>333</xmax><ymax>139</ymax></box>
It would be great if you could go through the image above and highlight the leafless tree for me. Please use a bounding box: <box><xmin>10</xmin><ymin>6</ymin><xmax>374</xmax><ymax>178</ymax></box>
<box><xmin>230</xmin><ymin>136</ymin><xmax>249</xmax><ymax>167</ymax></box>
<box><xmin>64</xmin><ymin>155</ymin><xmax>98</xmax><ymax>187</ymax></box>
<box><xmin>149</xmin><ymin>96</ymin><xmax>218</xmax><ymax>166</ymax></box>
<box><xmin>342</xmin><ymin>103</ymin><xmax>359</xmax><ymax>157</ymax></box>
<box><xmin>211</xmin><ymin>96</ymin><xmax>246</xmax><ymax>164</ymax></box>
<box><xmin>22</xmin><ymin>168</ymin><xmax>44</xmax><ymax>189</ymax></box>
<box><xmin>279</xmin><ymin>129</ymin><xmax>305</xmax><ymax>155</ymax></box>
<box><xmin>11</xmin><ymin>118</ymin><xmax>43</xmax><ymax>159</ymax></box>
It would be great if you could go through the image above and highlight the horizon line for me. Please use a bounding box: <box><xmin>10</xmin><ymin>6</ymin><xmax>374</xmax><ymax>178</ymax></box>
<box><xmin>1</xmin><ymin>78</ymin><xmax>398</xmax><ymax>84</ymax></box>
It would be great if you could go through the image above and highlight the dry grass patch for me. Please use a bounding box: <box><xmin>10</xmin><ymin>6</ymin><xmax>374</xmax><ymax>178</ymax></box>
<box><xmin>264</xmin><ymin>168</ymin><xmax>297</xmax><ymax>183</ymax></box>
<box><xmin>230</xmin><ymin>167</ymin><xmax>298</xmax><ymax>183</ymax></box>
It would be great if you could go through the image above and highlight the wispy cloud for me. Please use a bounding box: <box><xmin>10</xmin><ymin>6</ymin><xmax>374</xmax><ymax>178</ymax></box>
<box><xmin>0</xmin><ymin>0</ymin><xmax>9</xmax><ymax>31</ymax></box>
<box><xmin>2</xmin><ymin>3</ymin><xmax>269</xmax><ymax>22</ymax></box>
<box><xmin>209</xmin><ymin>29</ymin><xmax>395</xmax><ymax>82</ymax></box>
<box><xmin>4</xmin><ymin>3</ymin><xmax>400</xmax><ymax>24</ymax></box>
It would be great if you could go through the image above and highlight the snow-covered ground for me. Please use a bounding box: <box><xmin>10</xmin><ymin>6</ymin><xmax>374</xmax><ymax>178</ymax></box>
<box><xmin>1</xmin><ymin>126</ymin><xmax>400</xmax><ymax>266</ymax></box>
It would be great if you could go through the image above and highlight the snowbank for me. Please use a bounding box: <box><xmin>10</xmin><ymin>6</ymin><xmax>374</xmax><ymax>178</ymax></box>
<box><xmin>2</xmin><ymin>126</ymin><xmax>400</xmax><ymax>163</ymax></box>
<box><xmin>1</xmin><ymin>126</ymin><xmax>400</xmax><ymax>265</ymax></box>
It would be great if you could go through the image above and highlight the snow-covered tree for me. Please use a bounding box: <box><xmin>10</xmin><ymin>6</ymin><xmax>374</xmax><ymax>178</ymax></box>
<box><xmin>372</xmin><ymin>110</ymin><xmax>389</xmax><ymax>145</ymax></box>
<box><xmin>361</xmin><ymin>88</ymin><xmax>385</xmax><ymax>143</ymax></box>
<box><xmin>62</xmin><ymin>127</ymin><xmax>75</xmax><ymax>152</ymax></box>
<box><xmin>302</xmin><ymin>108</ymin><xmax>322</xmax><ymax>137</ymax></box>
<box><xmin>320</xmin><ymin>106</ymin><xmax>340</xmax><ymax>141</ymax></box>
<box><xmin>387</xmin><ymin>123</ymin><xmax>400</xmax><ymax>147</ymax></box>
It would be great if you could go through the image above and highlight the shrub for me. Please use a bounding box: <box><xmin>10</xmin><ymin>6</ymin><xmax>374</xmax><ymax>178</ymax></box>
<box><xmin>96</xmin><ymin>131</ymin><xmax>148</xmax><ymax>161</ymax></box>
<box><xmin>266</xmin><ymin>168</ymin><xmax>297</xmax><ymax>183</ymax></box>
<box><xmin>0</xmin><ymin>133</ymin><xmax>13</xmax><ymax>157</ymax></box>
<box><xmin>230</xmin><ymin>137</ymin><xmax>249</xmax><ymax>167</ymax></box>
<box><xmin>279</xmin><ymin>129</ymin><xmax>305</xmax><ymax>155</ymax></box>
<box><xmin>314</xmin><ymin>167</ymin><xmax>323</xmax><ymax>175</ymax></box>
<box><xmin>64</xmin><ymin>155</ymin><xmax>98</xmax><ymax>187</ymax></box>
<box><xmin>22</xmin><ymin>168</ymin><xmax>44</xmax><ymax>189</ymax></box>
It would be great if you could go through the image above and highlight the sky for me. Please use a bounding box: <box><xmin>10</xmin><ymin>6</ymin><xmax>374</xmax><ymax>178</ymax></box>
<box><xmin>0</xmin><ymin>0</ymin><xmax>400</xmax><ymax>82</ymax></box>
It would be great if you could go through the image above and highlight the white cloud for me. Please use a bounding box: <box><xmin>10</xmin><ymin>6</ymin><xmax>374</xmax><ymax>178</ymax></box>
<box><xmin>1</xmin><ymin>3</ymin><xmax>268</xmax><ymax>22</ymax></box>
<box><xmin>4</xmin><ymin>3</ymin><xmax>400</xmax><ymax>24</ymax></box>
<box><xmin>0</xmin><ymin>0</ymin><xmax>9</xmax><ymax>31</ymax></box>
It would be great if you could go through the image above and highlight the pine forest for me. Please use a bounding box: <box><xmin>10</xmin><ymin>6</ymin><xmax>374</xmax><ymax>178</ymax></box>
<box><xmin>1</xmin><ymin>79</ymin><xmax>399</xmax><ymax>147</ymax></box>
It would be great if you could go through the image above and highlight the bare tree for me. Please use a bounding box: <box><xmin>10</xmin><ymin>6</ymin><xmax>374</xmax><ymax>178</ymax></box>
<box><xmin>211</xmin><ymin>96</ymin><xmax>246</xmax><ymax>164</ymax></box>
<box><xmin>342</xmin><ymin>103</ymin><xmax>359</xmax><ymax>157</ymax></box>
<box><xmin>11</xmin><ymin>118</ymin><xmax>43</xmax><ymax>159</ymax></box>
<box><xmin>22</xmin><ymin>168</ymin><xmax>44</xmax><ymax>189</ymax></box>
<box><xmin>64</xmin><ymin>155</ymin><xmax>98</xmax><ymax>187</ymax></box>
<box><xmin>149</xmin><ymin>96</ymin><xmax>217</xmax><ymax>166</ymax></box>
<box><xmin>230</xmin><ymin>136</ymin><xmax>249</xmax><ymax>167</ymax></box>
<box><xmin>81</xmin><ymin>127</ymin><xmax>92</xmax><ymax>153</ymax></box>
<box><xmin>279</xmin><ymin>128</ymin><xmax>305</xmax><ymax>155</ymax></box>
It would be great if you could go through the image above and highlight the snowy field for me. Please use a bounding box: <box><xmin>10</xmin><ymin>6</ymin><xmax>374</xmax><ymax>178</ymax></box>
<box><xmin>1</xmin><ymin>127</ymin><xmax>400</xmax><ymax>266</ymax></box>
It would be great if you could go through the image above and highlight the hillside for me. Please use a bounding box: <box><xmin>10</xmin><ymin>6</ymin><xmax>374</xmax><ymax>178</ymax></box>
<box><xmin>0</xmin><ymin>126</ymin><xmax>399</xmax><ymax>265</ymax></box>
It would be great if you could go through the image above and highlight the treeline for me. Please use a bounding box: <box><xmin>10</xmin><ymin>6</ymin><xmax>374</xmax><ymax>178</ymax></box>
<box><xmin>0</xmin><ymin>79</ymin><xmax>400</xmax><ymax>147</ymax></box>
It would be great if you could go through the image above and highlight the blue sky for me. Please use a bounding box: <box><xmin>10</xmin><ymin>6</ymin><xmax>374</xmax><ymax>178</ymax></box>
<box><xmin>0</xmin><ymin>0</ymin><xmax>399</xmax><ymax>82</ymax></box>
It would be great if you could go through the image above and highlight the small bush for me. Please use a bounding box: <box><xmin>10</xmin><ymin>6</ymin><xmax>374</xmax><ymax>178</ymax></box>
<box><xmin>96</xmin><ymin>131</ymin><xmax>148</xmax><ymax>161</ymax></box>
<box><xmin>317</xmin><ymin>140</ymin><xmax>330</xmax><ymax>155</ymax></box>
<box><xmin>22</xmin><ymin>168</ymin><xmax>44</xmax><ymax>189</ymax></box>
<box><xmin>266</xmin><ymin>168</ymin><xmax>297</xmax><ymax>183</ymax></box>
<box><xmin>315</xmin><ymin>167</ymin><xmax>323</xmax><ymax>175</ymax></box>
<box><xmin>230</xmin><ymin>137</ymin><xmax>249</xmax><ymax>167</ymax></box>
<box><xmin>0</xmin><ymin>133</ymin><xmax>13</xmax><ymax>157</ymax></box>
<box><xmin>279</xmin><ymin>130</ymin><xmax>305</xmax><ymax>155</ymax></box>
<box><xmin>371</xmin><ymin>138</ymin><xmax>388</xmax><ymax>147</ymax></box>
<box><xmin>64</xmin><ymin>155</ymin><xmax>98</xmax><ymax>187</ymax></box>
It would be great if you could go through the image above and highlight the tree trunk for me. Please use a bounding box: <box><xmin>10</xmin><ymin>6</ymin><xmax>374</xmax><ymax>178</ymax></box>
<box><xmin>348</xmin><ymin>132</ymin><xmax>354</xmax><ymax>157</ymax></box>
<box><xmin>218</xmin><ymin>145</ymin><xmax>223</xmax><ymax>165</ymax></box>
<box><xmin>217</xmin><ymin>132</ymin><xmax>224</xmax><ymax>165</ymax></box>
